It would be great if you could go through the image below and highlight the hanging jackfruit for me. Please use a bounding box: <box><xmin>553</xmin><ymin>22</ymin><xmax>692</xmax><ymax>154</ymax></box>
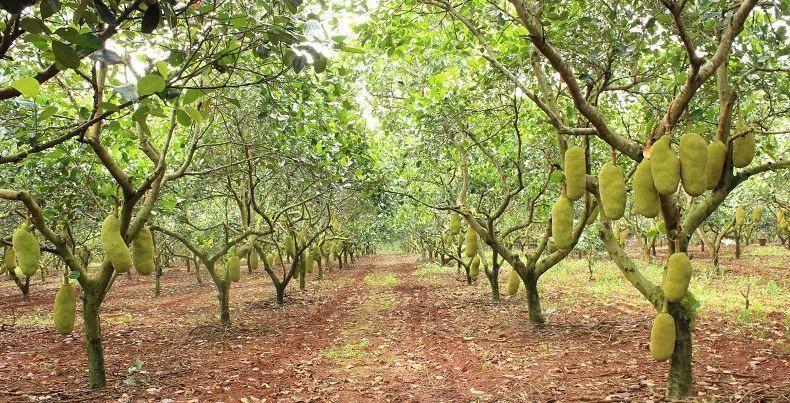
<box><xmin>751</xmin><ymin>207</ymin><xmax>762</xmax><ymax>222</ymax></box>
<box><xmin>53</xmin><ymin>283</ymin><xmax>76</xmax><ymax>335</ymax></box>
<box><xmin>2</xmin><ymin>247</ymin><xmax>15</xmax><ymax>271</ymax></box>
<box><xmin>284</xmin><ymin>235</ymin><xmax>295</xmax><ymax>257</ymax></box>
<box><xmin>101</xmin><ymin>215</ymin><xmax>133</xmax><ymax>273</ymax></box>
<box><xmin>650</xmin><ymin>312</ymin><xmax>676</xmax><ymax>362</ymax></box>
<box><xmin>464</xmin><ymin>227</ymin><xmax>478</xmax><ymax>257</ymax></box>
<box><xmin>598</xmin><ymin>162</ymin><xmax>626</xmax><ymax>220</ymax></box>
<box><xmin>735</xmin><ymin>205</ymin><xmax>745</xmax><ymax>226</ymax></box>
<box><xmin>506</xmin><ymin>268</ymin><xmax>520</xmax><ymax>295</ymax></box>
<box><xmin>131</xmin><ymin>226</ymin><xmax>155</xmax><ymax>276</ymax></box>
<box><xmin>13</xmin><ymin>223</ymin><xmax>40</xmax><ymax>277</ymax></box>
<box><xmin>650</xmin><ymin>135</ymin><xmax>680</xmax><ymax>195</ymax></box>
<box><xmin>679</xmin><ymin>133</ymin><xmax>708</xmax><ymax>197</ymax></box>
<box><xmin>705</xmin><ymin>140</ymin><xmax>727</xmax><ymax>190</ymax></box>
<box><xmin>227</xmin><ymin>253</ymin><xmax>241</xmax><ymax>282</ymax></box>
<box><xmin>633</xmin><ymin>159</ymin><xmax>661</xmax><ymax>218</ymax></box>
<box><xmin>449</xmin><ymin>212</ymin><xmax>461</xmax><ymax>235</ymax></box>
<box><xmin>470</xmin><ymin>255</ymin><xmax>480</xmax><ymax>279</ymax></box>
<box><xmin>732</xmin><ymin>133</ymin><xmax>755</xmax><ymax>168</ymax></box>
<box><xmin>564</xmin><ymin>146</ymin><xmax>586</xmax><ymax>201</ymax></box>
<box><xmin>249</xmin><ymin>250</ymin><xmax>259</xmax><ymax>270</ymax></box>
<box><xmin>551</xmin><ymin>195</ymin><xmax>573</xmax><ymax>250</ymax></box>
<box><xmin>663</xmin><ymin>252</ymin><xmax>691</xmax><ymax>302</ymax></box>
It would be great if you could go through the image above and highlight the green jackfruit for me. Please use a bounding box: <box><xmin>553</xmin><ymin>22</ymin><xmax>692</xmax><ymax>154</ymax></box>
<box><xmin>2</xmin><ymin>247</ymin><xmax>15</xmax><ymax>271</ymax></box>
<box><xmin>464</xmin><ymin>227</ymin><xmax>478</xmax><ymax>257</ymax></box>
<box><xmin>551</xmin><ymin>195</ymin><xmax>573</xmax><ymax>250</ymax></box>
<box><xmin>705</xmin><ymin>140</ymin><xmax>727</xmax><ymax>190</ymax></box>
<box><xmin>305</xmin><ymin>252</ymin><xmax>314</xmax><ymax>274</ymax></box>
<box><xmin>266</xmin><ymin>252</ymin><xmax>275</xmax><ymax>268</ymax></box>
<box><xmin>284</xmin><ymin>236</ymin><xmax>295</xmax><ymax>257</ymax></box>
<box><xmin>598</xmin><ymin>162</ymin><xmax>626</xmax><ymax>220</ymax></box>
<box><xmin>735</xmin><ymin>205</ymin><xmax>745</xmax><ymax>226</ymax></box>
<box><xmin>131</xmin><ymin>226</ymin><xmax>155</xmax><ymax>276</ymax></box>
<box><xmin>732</xmin><ymin>133</ymin><xmax>755</xmax><ymax>168</ymax></box>
<box><xmin>751</xmin><ymin>207</ymin><xmax>762</xmax><ymax>222</ymax></box>
<box><xmin>650</xmin><ymin>312</ymin><xmax>676</xmax><ymax>362</ymax></box>
<box><xmin>633</xmin><ymin>159</ymin><xmax>661</xmax><ymax>218</ymax></box>
<box><xmin>249</xmin><ymin>250</ymin><xmax>259</xmax><ymax>270</ymax></box>
<box><xmin>663</xmin><ymin>252</ymin><xmax>691</xmax><ymax>302</ymax></box>
<box><xmin>564</xmin><ymin>146</ymin><xmax>586</xmax><ymax>201</ymax></box>
<box><xmin>650</xmin><ymin>136</ymin><xmax>680</xmax><ymax>195</ymax></box>
<box><xmin>470</xmin><ymin>255</ymin><xmax>480</xmax><ymax>279</ymax></box>
<box><xmin>619</xmin><ymin>228</ymin><xmax>630</xmax><ymax>246</ymax></box>
<box><xmin>506</xmin><ymin>268</ymin><xmax>520</xmax><ymax>295</ymax></box>
<box><xmin>679</xmin><ymin>133</ymin><xmax>708</xmax><ymax>197</ymax></box>
<box><xmin>13</xmin><ymin>223</ymin><xmax>40</xmax><ymax>277</ymax></box>
<box><xmin>101</xmin><ymin>215</ymin><xmax>132</xmax><ymax>273</ymax></box>
<box><xmin>449</xmin><ymin>212</ymin><xmax>461</xmax><ymax>235</ymax></box>
<box><xmin>227</xmin><ymin>253</ymin><xmax>241</xmax><ymax>282</ymax></box>
<box><xmin>53</xmin><ymin>283</ymin><xmax>76</xmax><ymax>335</ymax></box>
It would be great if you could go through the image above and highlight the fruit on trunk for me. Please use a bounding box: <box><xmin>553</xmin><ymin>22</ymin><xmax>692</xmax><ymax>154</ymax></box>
<box><xmin>551</xmin><ymin>195</ymin><xmax>573</xmax><ymax>250</ymax></box>
<box><xmin>101</xmin><ymin>215</ymin><xmax>133</xmax><ymax>273</ymax></box>
<box><xmin>249</xmin><ymin>250</ymin><xmax>259</xmax><ymax>270</ymax></box>
<box><xmin>650</xmin><ymin>135</ymin><xmax>680</xmax><ymax>195</ymax></box>
<box><xmin>449</xmin><ymin>212</ymin><xmax>461</xmax><ymax>235</ymax></box>
<box><xmin>705</xmin><ymin>140</ymin><xmax>727</xmax><ymax>190</ymax></box>
<box><xmin>598</xmin><ymin>162</ymin><xmax>626</xmax><ymax>220</ymax></box>
<box><xmin>506</xmin><ymin>268</ymin><xmax>520</xmax><ymax>295</ymax></box>
<box><xmin>464</xmin><ymin>227</ymin><xmax>478</xmax><ymax>257</ymax></box>
<box><xmin>227</xmin><ymin>253</ymin><xmax>241</xmax><ymax>282</ymax></box>
<box><xmin>53</xmin><ymin>283</ymin><xmax>77</xmax><ymax>335</ymax></box>
<box><xmin>679</xmin><ymin>133</ymin><xmax>708</xmax><ymax>197</ymax></box>
<box><xmin>470</xmin><ymin>255</ymin><xmax>480</xmax><ymax>279</ymax></box>
<box><xmin>663</xmin><ymin>252</ymin><xmax>691</xmax><ymax>302</ymax></box>
<box><xmin>13</xmin><ymin>223</ymin><xmax>40</xmax><ymax>277</ymax></box>
<box><xmin>633</xmin><ymin>159</ymin><xmax>661</xmax><ymax>218</ymax></box>
<box><xmin>650</xmin><ymin>312</ymin><xmax>676</xmax><ymax>362</ymax></box>
<box><xmin>564</xmin><ymin>146</ymin><xmax>586</xmax><ymax>201</ymax></box>
<box><xmin>131</xmin><ymin>226</ymin><xmax>155</xmax><ymax>276</ymax></box>
<box><xmin>732</xmin><ymin>133</ymin><xmax>755</xmax><ymax>168</ymax></box>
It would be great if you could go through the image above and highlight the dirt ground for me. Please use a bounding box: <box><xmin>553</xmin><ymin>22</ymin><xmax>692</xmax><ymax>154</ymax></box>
<box><xmin>0</xmin><ymin>252</ymin><xmax>788</xmax><ymax>402</ymax></box>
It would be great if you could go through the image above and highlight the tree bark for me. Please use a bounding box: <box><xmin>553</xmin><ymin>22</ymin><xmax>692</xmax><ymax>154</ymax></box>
<box><xmin>667</xmin><ymin>304</ymin><xmax>693</xmax><ymax>399</ymax></box>
<box><xmin>83</xmin><ymin>296</ymin><xmax>106</xmax><ymax>389</ymax></box>
<box><xmin>275</xmin><ymin>284</ymin><xmax>285</xmax><ymax>304</ymax></box>
<box><xmin>217</xmin><ymin>280</ymin><xmax>231</xmax><ymax>328</ymax></box>
<box><xmin>524</xmin><ymin>270</ymin><xmax>545</xmax><ymax>324</ymax></box>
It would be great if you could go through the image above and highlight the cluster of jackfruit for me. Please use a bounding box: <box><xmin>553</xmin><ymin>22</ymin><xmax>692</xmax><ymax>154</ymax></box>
<box><xmin>649</xmin><ymin>251</ymin><xmax>693</xmax><ymax>361</ymax></box>
<box><xmin>131</xmin><ymin>226</ymin><xmax>155</xmax><ymax>276</ymax></box>
<box><xmin>13</xmin><ymin>223</ymin><xmax>40</xmax><ymax>277</ymax></box>
<box><xmin>101</xmin><ymin>214</ymin><xmax>133</xmax><ymax>273</ymax></box>
<box><xmin>464</xmin><ymin>227</ymin><xmax>478</xmax><ymax>257</ymax></box>
<box><xmin>53</xmin><ymin>282</ymin><xmax>76</xmax><ymax>335</ymax></box>
<box><xmin>449</xmin><ymin>212</ymin><xmax>461</xmax><ymax>235</ymax></box>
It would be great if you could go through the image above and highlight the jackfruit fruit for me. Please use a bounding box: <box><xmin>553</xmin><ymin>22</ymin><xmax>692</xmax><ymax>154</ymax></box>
<box><xmin>506</xmin><ymin>268</ymin><xmax>520</xmax><ymax>295</ymax></box>
<box><xmin>449</xmin><ymin>212</ymin><xmax>461</xmax><ymax>235</ymax></box>
<box><xmin>732</xmin><ymin>133</ymin><xmax>755</xmax><ymax>168</ymax></box>
<box><xmin>470</xmin><ymin>255</ymin><xmax>480</xmax><ymax>279</ymax></box>
<box><xmin>751</xmin><ymin>207</ymin><xmax>762</xmax><ymax>222</ymax></box>
<box><xmin>735</xmin><ymin>205</ymin><xmax>745</xmax><ymax>226</ymax></box>
<box><xmin>663</xmin><ymin>252</ymin><xmax>691</xmax><ymax>302</ymax></box>
<box><xmin>551</xmin><ymin>195</ymin><xmax>573</xmax><ymax>250</ymax></box>
<box><xmin>101</xmin><ymin>215</ymin><xmax>132</xmax><ymax>273</ymax></box>
<box><xmin>705</xmin><ymin>140</ymin><xmax>726</xmax><ymax>190</ymax></box>
<box><xmin>564</xmin><ymin>146</ymin><xmax>586</xmax><ymax>201</ymax></box>
<box><xmin>284</xmin><ymin>236</ymin><xmax>295</xmax><ymax>257</ymax></box>
<box><xmin>249</xmin><ymin>250</ymin><xmax>259</xmax><ymax>270</ymax></box>
<box><xmin>131</xmin><ymin>226</ymin><xmax>155</xmax><ymax>276</ymax></box>
<box><xmin>650</xmin><ymin>136</ymin><xmax>680</xmax><ymax>195</ymax></box>
<box><xmin>227</xmin><ymin>253</ymin><xmax>241</xmax><ymax>282</ymax></box>
<box><xmin>53</xmin><ymin>283</ymin><xmax>76</xmax><ymax>335</ymax></box>
<box><xmin>598</xmin><ymin>162</ymin><xmax>626</xmax><ymax>220</ymax></box>
<box><xmin>679</xmin><ymin>133</ymin><xmax>708</xmax><ymax>197</ymax></box>
<box><xmin>633</xmin><ymin>159</ymin><xmax>661</xmax><ymax>218</ymax></box>
<box><xmin>2</xmin><ymin>247</ymin><xmax>15</xmax><ymax>271</ymax></box>
<box><xmin>13</xmin><ymin>223</ymin><xmax>40</xmax><ymax>276</ymax></box>
<box><xmin>650</xmin><ymin>312</ymin><xmax>676</xmax><ymax>362</ymax></box>
<box><xmin>619</xmin><ymin>228</ymin><xmax>630</xmax><ymax>246</ymax></box>
<box><xmin>464</xmin><ymin>227</ymin><xmax>478</xmax><ymax>257</ymax></box>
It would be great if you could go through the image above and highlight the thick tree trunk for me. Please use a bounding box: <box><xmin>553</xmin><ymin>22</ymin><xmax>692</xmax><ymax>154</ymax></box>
<box><xmin>486</xmin><ymin>268</ymin><xmax>500</xmax><ymax>301</ymax></box>
<box><xmin>275</xmin><ymin>284</ymin><xmax>285</xmax><ymax>304</ymax></box>
<box><xmin>218</xmin><ymin>284</ymin><xmax>230</xmax><ymax>328</ymax></box>
<box><xmin>524</xmin><ymin>271</ymin><xmax>545</xmax><ymax>325</ymax></box>
<box><xmin>299</xmin><ymin>262</ymin><xmax>306</xmax><ymax>290</ymax></box>
<box><xmin>83</xmin><ymin>296</ymin><xmax>106</xmax><ymax>389</ymax></box>
<box><xmin>195</xmin><ymin>258</ymin><xmax>203</xmax><ymax>285</ymax></box>
<box><xmin>317</xmin><ymin>259</ymin><xmax>323</xmax><ymax>280</ymax></box>
<box><xmin>666</xmin><ymin>305</ymin><xmax>693</xmax><ymax>399</ymax></box>
<box><xmin>734</xmin><ymin>237</ymin><xmax>741</xmax><ymax>259</ymax></box>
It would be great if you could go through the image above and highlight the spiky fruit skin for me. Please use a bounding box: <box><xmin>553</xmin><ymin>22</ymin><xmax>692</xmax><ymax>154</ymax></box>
<box><xmin>552</xmin><ymin>195</ymin><xmax>574</xmax><ymax>250</ymax></box>
<box><xmin>53</xmin><ymin>283</ymin><xmax>76</xmax><ymax>335</ymax></box>
<box><xmin>464</xmin><ymin>227</ymin><xmax>478</xmax><ymax>258</ymax></box>
<box><xmin>650</xmin><ymin>312</ymin><xmax>676</xmax><ymax>362</ymax></box>
<box><xmin>735</xmin><ymin>206</ymin><xmax>745</xmax><ymax>226</ymax></box>
<box><xmin>506</xmin><ymin>268</ymin><xmax>520</xmax><ymax>295</ymax></box>
<box><xmin>13</xmin><ymin>223</ymin><xmax>40</xmax><ymax>276</ymax></box>
<box><xmin>564</xmin><ymin>146</ymin><xmax>586</xmax><ymax>201</ymax></box>
<box><xmin>633</xmin><ymin>159</ymin><xmax>661</xmax><ymax>218</ymax></box>
<box><xmin>227</xmin><ymin>254</ymin><xmax>241</xmax><ymax>282</ymax></box>
<box><xmin>732</xmin><ymin>133</ymin><xmax>755</xmax><ymax>168</ymax></box>
<box><xmin>751</xmin><ymin>207</ymin><xmax>762</xmax><ymax>222</ymax></box>
<box><xmin>470</xmin><ymin>256</ymin><xmax>480</xmax><ymax>279</ymax></box>
<box><xmin>284</xmin><ymin>236</ymin><xmax>295</xmax><ymax>257</ymax></box>
<box><xmin>598</xmin><ymin>162</ymin><xmax>627</xmax><ymax>220</ymax></box>
<box><xmin>101</xmin><ymin>215</ymin><xmax>133</xmax><ymax>273</ymax></box>
<box><xmin>266</xmin><ymin>252</ymin><xmax>275</xmax><ymax>268</ymax></box>
<box><xmin>679</xmin><ymin>133</ymin><xmax>708</xmax><ymax>197</ymax></box>
<box><xmin>2</xmin><ymin>247</ymin><xmax>16</xmax><ymax>271</ymax></box>
<box><xmin>650</xmin><ymin>136</ymin><xmax>680</xmax><ymax>195</ymax></box>
<box><xmin>131</xmin><ymin>226</ymin><xmax>155</xmax><ymax>276</ymax></box>
<box><xmin>663</xmin><ymin>252</ymin><xmax>691</xmax><ymax>302</ymax></box>
<box><xmin>249</xmin><ymin>251</ymin><xmax>259</xmax><ymax>270</ymax></box>
<box><xmin>449</xmin><ymin>213</ymin><xmax>461</xmax><ymax>235</ymax></box>
<box><xmin>705</xmin><ymin>140</ymin><xmax>727</xmax><ymax>190</ymax></box>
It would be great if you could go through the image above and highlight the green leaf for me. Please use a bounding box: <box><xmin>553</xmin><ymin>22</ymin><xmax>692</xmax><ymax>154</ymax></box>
<box><xmin>175</xmin><ymin>108</ymin><xmax>192</xmax><ymax>126</ymax></box>
<box><xmin>549</xmin><ymin>171</ymin><xmax>565</xmax><ymax>183</ymax></box>
<box><xmin>11</xmin><ymin>77</ymin><xmax>40</xmax><ymax>97</ymax></box>
<box><xmin>182</xmin><ymin>88</ymin><xmax>204</xmax><ymax>105</ymax></box>
<box><xmin>39</xmin><ymin>105</ymin><xmax>58</xmax><ymax>120</ymax></box>
<box><xmin>184</xmin><ymin>106</ymin><xmax>202</xmax><ymax>124</ymax></box>
<box><xmin>51</xmin><ymin>40</ymin><xmax>81</xmax><ymax>69</ymax></box>
<box><xmin>137</xmin><ymin>75</ymin><xmax>166</xmax><ymax>96</ymax></box>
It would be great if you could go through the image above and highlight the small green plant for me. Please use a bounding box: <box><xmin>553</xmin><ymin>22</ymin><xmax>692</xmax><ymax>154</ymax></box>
<box><xmin>324</xmin><ymin>339</ymin><xmax>370</xmax><ymax>359</ymax></box>
<box><xmin>363</xmin><ymin>272</ymin><xmax>401</xmax><ymax>287</ymax></box>
<box><xmin>124</xmin><ymin>359</ymin><xmax>148</xmax><ymax>386</ymax></box>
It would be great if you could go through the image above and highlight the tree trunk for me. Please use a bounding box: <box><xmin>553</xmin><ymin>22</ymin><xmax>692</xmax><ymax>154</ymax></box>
<box><xmin>83</xmin><ymin>296</ymin><xmax>106</xmax><ymax>389</ymax></box>
<box><xmin>524</xmin><ymin>270</ymin><xmax>545</xmax><ymax>324</ymax></box>
<box><xmin>299</xmin><ymin>262</ymin><xmax>306</xmax><ymax>290</ymax></box>
<box><xmin>195</xmin><ymin>258</ymin><xmax>203</xmax><ymax>285</ymax></box>
<box><xmin>218</xmin><ymin>283</ymin><xmax>230</xmax><ymax>328</ymax></box>
<box><xmin>275</xmin><ymin>284</ymin><xmax>285</xmax><ymax>304</ymax></box>
<box><xmin>154</xmin><ymin>265</ymin><xmax>162</xmax><ymax>297</ymax></box>
<box><xmin>317</xmin><ymin>259</ymin><xmax>323</xmax><ymax>280</ymax></box>
<box><xmin>735</xmin><ymin>236</ymin><xmax>741</xmax><ymax>259</ymax></box>
<box><xmin>486</xmin><ymin>267</ymin><xmax>500</xmax><ymax>301</ymax></box>
<box><xmin>666</xmin><ymin>305</ymin><xmax>693</xmax><ymax>399</ymax></box>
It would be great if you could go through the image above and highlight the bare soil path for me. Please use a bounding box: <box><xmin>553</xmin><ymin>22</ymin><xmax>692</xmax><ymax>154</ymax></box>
<box><xmin>0</xmin><ymin>253</ymin><xmax>787</xmax><ymax>402</ymax></box>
